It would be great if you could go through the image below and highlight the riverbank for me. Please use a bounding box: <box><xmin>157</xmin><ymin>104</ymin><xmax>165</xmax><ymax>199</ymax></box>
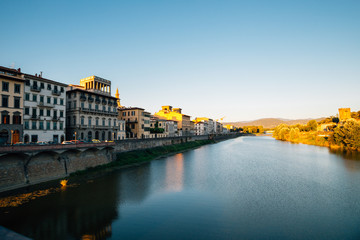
<box><xmin>0</xmin><ymin>139</ymin><xmax>221</xmax><ymax>202</ymax></box>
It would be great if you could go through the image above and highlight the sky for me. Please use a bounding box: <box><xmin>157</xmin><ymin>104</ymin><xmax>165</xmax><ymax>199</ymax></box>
<box><xmin>1</xmin><ymin>0</ymin><xmax>359</xmax><ymax>122</ymax></box>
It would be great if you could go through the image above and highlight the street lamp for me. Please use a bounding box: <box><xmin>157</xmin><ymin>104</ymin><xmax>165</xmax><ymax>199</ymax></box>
<box><xmin>74</xmin><ymin>131</ymin><xmax>77</xmax><ymax>145</ymax></box>
<box><xmin>10</xmin><ymin>130</ymin><xmax>13</xmax><ymax>145</ymax></box>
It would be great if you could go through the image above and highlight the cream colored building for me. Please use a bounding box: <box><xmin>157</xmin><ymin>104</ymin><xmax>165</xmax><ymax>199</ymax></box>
<box><xmin>23</xmin><ymin>73</ymin><xmax>67</xmax><ymax>143</ymax></box>
<box><xmin>0</xmin><ymin>66</ymin><xmax>25</xmax><ymax>144</ymax></box>
<box><xmin>119</xmin><ymin>107</ymin><xmax>151</xmax><ymax>139</ymax></box>
<box><xmin>66</xmin><ymin>76</ymin><xmax>122</xmax><ymax>141</ymax></box>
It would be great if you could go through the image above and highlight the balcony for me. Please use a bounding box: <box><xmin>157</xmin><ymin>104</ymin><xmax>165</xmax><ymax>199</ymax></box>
<box><xmin>38</xmin><ymin>102</ymin><xmax>54</xmax><ymax>108</ymax></box>
<box><xmin>52</xmin><ymin>89</ymin><xmax>61</xmax><ymax>96</ymax></box>
<box><xmin>30</xmin><ymin>85</ymin><xmax>41</xmax><ymax>92</ymax></box>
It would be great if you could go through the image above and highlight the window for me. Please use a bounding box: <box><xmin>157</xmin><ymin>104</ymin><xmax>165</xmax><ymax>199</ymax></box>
<box><xmin>96</xmin><ymin>118</ymin><xmax>99</xmax><ymax>126</ymax></box>
<box><xmin>67</xmin><ymin>101</ymin><xmax>71</xmax><ymax>109</ymax></box>
<box><xmin>88</xmin><ymin>117</ymin><xmax>92</xmax><ymax>126</ymax></box>
<box><xmin>81</xmin><ymin>116</ymin><xmax>84</xmax><ymax>125</ymax></box>
<box><xmin>31</xmin><ymin>135</ymin><xmax>38</xmax><ymax>143</ymax></box>
<box><xmin>1</xmin><ymin>113</ymin><xmax>9</xmax><ymax>124</ymax></box>
<box><xmin>25</xmin><ymin>80</ymin><xmax>30</xmax><ymax>86</ymax></box>
<box><xmin>73</xmin><ymin>101</ymin><xmax>76</xmax><ymax>108</ymax></box>
<box><xmin>47</xmin><ymin>121</ymin><xmax>51</xmax><ymax>130</ymax></box>
<box><xmin>47</xmin><ymin>109</ymin><xmax>51</xmax><ymax>116</ymax></box>
<box><xmin>123</xmin><ymin>112</ymin><xmax>126</xmax><ymax>116</ymax></box>
<box><xmin>32</xmin><ymin>94</ymin><xmax>37</xmax><ymax>102</ymax></box>
<box><xmin>102</xmin><ymin>118</ymin><xmax>105</xmax><ymax>126</ymax></box>
<box><xmin>2</xmin><ymin>95</ymin><xmax>8</xmax><ymax>107</ymax></box>
<box><xmin>108</xmin><ymin>119</ymin><xmax>111</xmax><ymax>126</ymax></box>
<box><xmin>13</xmin><ymin>115</ymin><xmax>21</xmax><ymax>124</ymax></box>
<box><xmin>47</xmin><ymin>84</ymin><xmax>51</xmax><ymax>90</ymax></box>
<box><xmin>53</xmin><ymin>122</ymin><xmax>57</xmax><ymax>130</ymax></box>
<box><xmin>25</xmin><ymin>120</ymin><xmax>29</xmax><ymax>129</ymax></box>
<box><xmin>81</xmin><ymin>102</ymin><xmax>84</xmax><ymax>109</ymax></box>
<box><xmin>103</xmin><ymin>106</ymin><xmax>105</xmax><ymax>111</ymax></box>
<box><xmin>14</xmin><ymin>84</ymin><xmax>20</xmax><ymax>93</ymax></box>
<box><xmin>60</xmin><ymin>111</ymin><xmax>63</xmax><ymax>118</ymax></box>
<box><xmin>39</xmin><ymin>109</ymin><xmax>43</xmax><ymax>116</ymax></box>
<box><xmin>32</xmin><ymin>121</ymin><xmax>37</xmax><ymax>129</ymax></box>
<box><xmin>40</xmin><ymin>83</ymin><xmax>44</xmax><ymax>89</ymax></box>
<box><xmin>108</xmin><ymin>106</ymin><xmax>110</xmax><ymax>112</ymax></box>
<box><xmin>89</xmin><ymin>104</ymin><xmax>92</xmax><ymax>110</ymax></box>
<box><xmin>114</xmin><ymin>119</ymin><xmax>116</xmax><ymax>127</ymax></box>
<box><xmin>47</xmin><ymin>97</ymin><xmax>51</xmax><ymax>104</ymax></box>
<box><xmin>131</xmin><ymin>111</ymin><xmax>135</xmax><ymax>116</ymax></box>
<box><xmin>95</xmin><ymin>104</ymin><xmax>98</xmax><ymax>110</ymax></box>
<box><xmin>60</xmin><ymin>122</ymin><xmax>63</xmax><ymax>130</ymax></box>
<box><xmin>60</xmin><ymin>99</ymin><xmax>64</xmax><ymax>105</ymax></box>
<box><xmin>53</xmin><ymin>110</ymin><xmax>57</xmax><ymax>118</ymax></box>
<box><xmin>2</xmin><ymin>82</ymin><xmax>9</xmax><ymax>91</ymax></box>
<box><xmin>39</xmin><ymin>121</ymin><xmax>44</xmax><ymax>130</ymax></box>
<box><xmin>14</xmin><ymin>97</ymin><xmax>20</xmax><ymax>108</ymax></box>
<box><xmin>54</xmin><ymin>97</ymin><xmax>57</xmax><ymax>105</ymax></box>
<box><xmin>25</xmin><ymin>107</ymin><xmax>29</xmax><ymax>115</ymax></box>
<box><xmin>25</xmin><ymin>93</ymin><xmax>30</xmax><ymax>101</ymax></box>
<box><xmin>40</xmin><ymin>96</ymin><xmax>44</xmax><ymax>103</ymax></box>
<box><xmin>32</xmin><ymin>108</ymin><xmax>36</xmax><ymax>117</ymax></box>
<box><xmin>73</xmin><ymin>92</ymin><xmax>76</xmax><ymax>97</ymax></box>
<box><xmin>61</xmin><ymin>87</ymin><xmax>64</xmax><ymax>92</ymax></box>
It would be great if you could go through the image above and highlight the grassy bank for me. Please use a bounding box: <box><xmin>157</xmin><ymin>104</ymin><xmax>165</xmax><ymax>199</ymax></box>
<box><xmin>70</xmin><ymin>139</ymin><xmax>215</xmax><ymax>177</ymax></box>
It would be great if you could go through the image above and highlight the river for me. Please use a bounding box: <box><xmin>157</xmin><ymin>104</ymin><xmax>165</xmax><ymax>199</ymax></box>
<box><xmin>1</xmin><ymin>136</ymin><xmax>360</xmax><ymax>239</ymax></box>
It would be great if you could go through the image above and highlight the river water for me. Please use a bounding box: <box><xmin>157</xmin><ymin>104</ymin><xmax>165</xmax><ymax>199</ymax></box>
<box><xmin>1</xmin><ymin>136</ymin><xmax>360</xmax><ymax>240</ymax></box>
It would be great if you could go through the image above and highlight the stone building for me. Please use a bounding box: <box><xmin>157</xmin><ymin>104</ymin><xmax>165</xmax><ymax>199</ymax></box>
<box><xmin>23</xmin><ymin>73</ymin><xmax>67</xmax><ymax>143</ymax></box>
<box><xmin>154</xmin><ymin>105</ymin><xmax>191</xmax><ymax>136</ymax></box>
<box><xmin>66</xmin><ymin>76</ymin><xmax>122</xmax><ymax>141</ymax></box>
<box><xmin>119</xmin><ymin>107</ymin><xmax>151</xmax><ymax>139</ymax></box>
<box><xmin>0</xmin><ymin>66</ymin><xmax>25</xmax><ymax>144</ymax></box>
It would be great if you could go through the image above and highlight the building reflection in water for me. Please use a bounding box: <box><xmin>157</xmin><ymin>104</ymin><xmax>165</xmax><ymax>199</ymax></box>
<box><xmin>165</xmin><ymin>153</ymin><xmax>184</xmax><ymax>192</ymax></box>
<box><xmin>0</xmin><ymin>162</ymin><xmax>155</xmax><ymax>240</ymax></box>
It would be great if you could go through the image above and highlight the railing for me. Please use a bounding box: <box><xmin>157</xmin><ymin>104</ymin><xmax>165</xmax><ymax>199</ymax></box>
<box><xmin>38</xmin><ymin>102</ymin><xmax>54</xmax><ymax>108</ymax></box>
<box><xmin>30</xmin><ymin>85</ymin><xmax>41</xmax><ymax>92</ymax></box>
<box><xmin>52</xmin><ymin>89</ymin><xmax>61</xmax><ymax>96</ymax></box>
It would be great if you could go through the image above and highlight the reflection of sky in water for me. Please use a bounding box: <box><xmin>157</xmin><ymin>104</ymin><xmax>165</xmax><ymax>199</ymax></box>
<box><xmin>2</xmin><ymin>136</ymin><xmax>360</xmax><ymax>240</ymax></box>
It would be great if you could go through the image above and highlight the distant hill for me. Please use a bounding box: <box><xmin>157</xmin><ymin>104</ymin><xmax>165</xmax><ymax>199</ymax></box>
<box><xmin>223</xmin><ymin>117</ymin><xmax>325</xmax><ymax>129</ymax></box>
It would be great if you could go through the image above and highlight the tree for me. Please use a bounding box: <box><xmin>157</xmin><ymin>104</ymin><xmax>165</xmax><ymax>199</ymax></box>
<box><xmin>307</xmin><ymin>120</ymin><xmax>318</xmax><ymax>131</ymax></box>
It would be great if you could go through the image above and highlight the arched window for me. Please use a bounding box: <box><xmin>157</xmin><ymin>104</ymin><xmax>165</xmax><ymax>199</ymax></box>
<box><xmin>88</xmin><ymin>117</ymin><xmax>92</xmax><ymax>126</ymax></box>
<box><xmin>81</xmin><ymin>116</ymin><xmax>84</xmax><ymax>125</ymax></box>
<box><xmin>108</xmin><ymin>118</ymin><xmax>111</xmax><ymax>126</ymax></box>
<box><xmin>96</xmin><ymin>118</ymin><xmax>99</xmax><ymax>126</ymax></box>
<box><xmin>102</xmin><ymin>118</ymin><xmax>105</xmax><ymax>126</ymax></box>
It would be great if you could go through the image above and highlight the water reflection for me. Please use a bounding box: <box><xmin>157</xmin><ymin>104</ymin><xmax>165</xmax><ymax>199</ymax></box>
<box><xmin>165</xmin><ymin>153</ymin><xmax>184</xmax><ymax>192</ymax></box>
<box><xmin>1</xmin><ymin>136</ymin><xmax>360</xmax><ymax>240</ymax></box>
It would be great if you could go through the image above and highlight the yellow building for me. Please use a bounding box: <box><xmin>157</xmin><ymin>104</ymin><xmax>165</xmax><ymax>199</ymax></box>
<box><xmin>154</xmin><ymin>106</ymin><xmax>191</xmax><ymax>136</ymax></box>
<box><xmin>339</xmin><ymin>108</ymin><xmax>351</xmax><ymax>122</ymax></box>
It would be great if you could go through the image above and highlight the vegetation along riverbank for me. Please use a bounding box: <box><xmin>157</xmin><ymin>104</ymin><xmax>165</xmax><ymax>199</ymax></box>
<box><xmin>272</xmin><ymin>109</ymin><xmax>360</xmax><ymax>152</ymax></box>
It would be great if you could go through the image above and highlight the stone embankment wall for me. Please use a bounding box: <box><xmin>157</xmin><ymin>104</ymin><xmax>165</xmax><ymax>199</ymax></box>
<box><xmin>0</xmin><ymin>134</ymin><xmax>239</xmax><ymax>193</ymax></box>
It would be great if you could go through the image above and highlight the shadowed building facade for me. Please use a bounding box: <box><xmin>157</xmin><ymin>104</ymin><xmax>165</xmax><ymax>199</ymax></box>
<box><xmin>0</xmin><ymin>66</ymin><xmax>25</xmax><ymax>144</ymax></box>
<box><xmin>66</xmin><ymin>76</ymin><xmax>123</xmax><ymax>141</ymax></box>
<box><xmin>154</xmin><ymin>106</ymin><xmax>192</xmax><ymax>136</ymax></box>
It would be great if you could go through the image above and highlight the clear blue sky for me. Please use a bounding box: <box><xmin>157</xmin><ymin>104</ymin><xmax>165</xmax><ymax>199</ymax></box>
<box><xmin>1</xmin><ymin>0</ymin><xmax>359</xmax><ymax>121</ymax></box>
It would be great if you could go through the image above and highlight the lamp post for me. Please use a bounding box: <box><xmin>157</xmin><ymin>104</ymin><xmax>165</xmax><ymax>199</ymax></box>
<box><xmin>10</xmin><ymin>130</ymin><xmax>13</xmax><ymax>145</ymax></box>
<box><xmin>74</xmin><ymin>131</ymin><xmax>77</xmax><ymax>145</ymax></box>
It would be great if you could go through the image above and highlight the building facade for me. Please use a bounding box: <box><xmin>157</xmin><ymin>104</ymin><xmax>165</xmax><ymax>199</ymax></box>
<box><xmin>23</xmin><ymin>73</ymin><xmax>67</xmax><ymax>143</ymax></box>
<box><xmin>154</xmin><ymin>106</ymin><xmax>192</xmax><ymax>136</ymax></box>
<box><xmin>119</xmin><ymin>107</ymin><xmax>151</xmax><ymax>139</ymax></box>
<box><xmin>66</xmin><ymin>76</ymin><xmax>121</xmax><ymax>141</ymax></box>
<box><xmin>0</xmin><ymin>66</ymin><xmax>25</xmax><ymax>144</ymax></box>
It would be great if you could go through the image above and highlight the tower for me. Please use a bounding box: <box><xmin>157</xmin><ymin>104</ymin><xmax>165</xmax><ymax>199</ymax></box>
<box><xmin>115</xmin><ymin>88</ymin><xmax>122</xmax><ymax>107</ymax></box>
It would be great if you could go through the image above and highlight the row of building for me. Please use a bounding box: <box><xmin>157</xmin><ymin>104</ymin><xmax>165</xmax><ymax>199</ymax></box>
<box><xmin>0</xmin><ymin>66</ymin><xmax>228</xmax><ymax>144</ymax></box>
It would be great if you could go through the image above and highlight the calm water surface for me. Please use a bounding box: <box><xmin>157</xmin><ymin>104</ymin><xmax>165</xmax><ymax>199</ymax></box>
<box><xmin>1</xmin><ymin>136</ymin><xmax>360</xmax><ymax>239</ymax></box>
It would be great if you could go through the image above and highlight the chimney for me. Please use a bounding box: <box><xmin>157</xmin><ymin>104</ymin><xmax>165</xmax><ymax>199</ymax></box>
<box><xmin>35</xmin><ymin>73</ymin><xmax>37</xmax><ymax>77</ymax></box>
<box><xmin>40</xmin><ymin>71</ymin><xmax>43</xmax><ymax>78</ymax></box>
<box><xmin>17</xmin><ymin>68</ymin><xmax>21</xmax><ymax>72</ymax></box>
